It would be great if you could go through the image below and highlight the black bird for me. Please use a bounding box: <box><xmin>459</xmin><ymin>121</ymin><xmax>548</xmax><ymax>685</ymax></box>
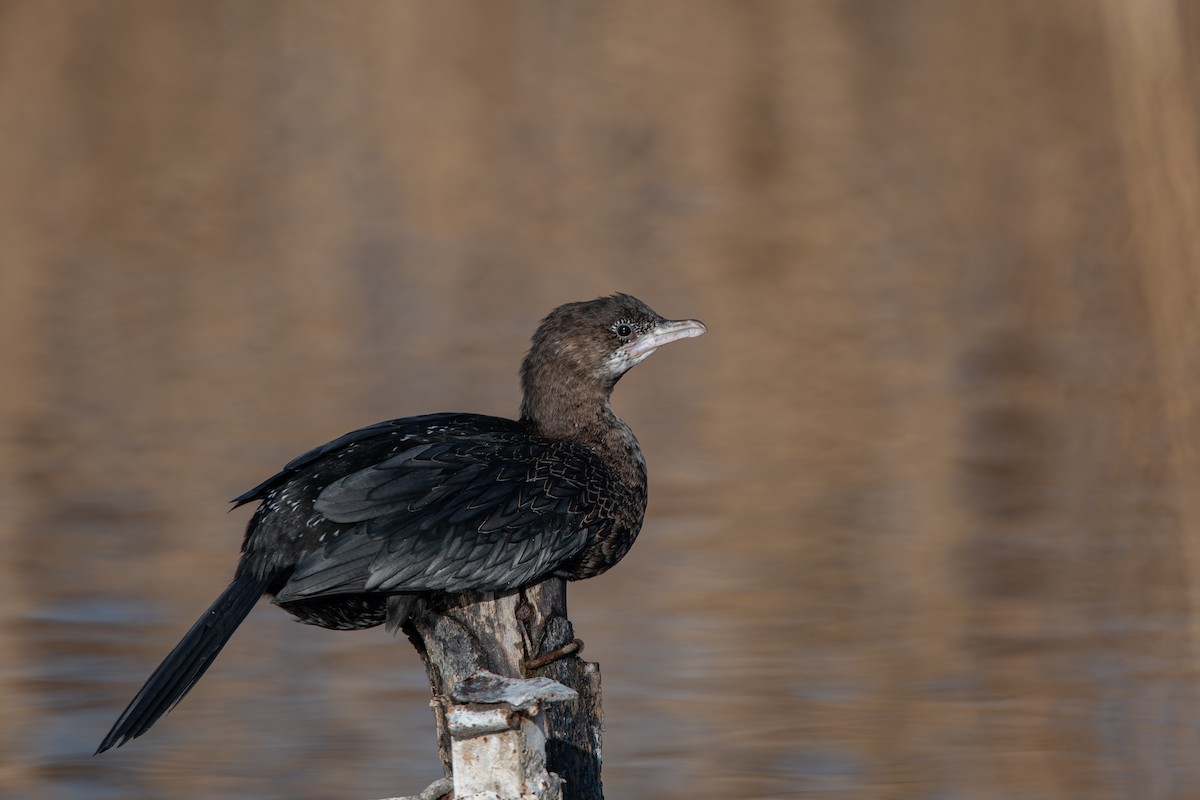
<box><xmin>97</xmin><ymin>293</ymin><xmax>705</xmax><ymax>753</ymax></box>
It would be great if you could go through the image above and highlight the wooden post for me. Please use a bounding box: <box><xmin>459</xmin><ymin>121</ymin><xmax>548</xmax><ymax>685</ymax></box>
<box><xmin>439</xmin><ymin>671</ymin><xmax>577</xmax><ymax>799</ymax></box>
<box><xmin>403</xmin><ymin>578</ymin><xmax>605</xmax><ymax>800</ymax></box>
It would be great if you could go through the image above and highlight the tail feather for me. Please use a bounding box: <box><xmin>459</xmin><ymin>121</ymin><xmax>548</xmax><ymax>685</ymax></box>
<box><xmin>96</xmin><ymin>573</ymin><xmax>269</xmax><ymax>753</ymax></box>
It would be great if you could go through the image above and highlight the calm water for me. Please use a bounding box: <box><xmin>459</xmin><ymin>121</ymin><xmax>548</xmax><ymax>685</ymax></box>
<box><xmin>4</xmin><ymin>3</ymin><xmax>1200</xmax><ymax>799</ymax></box>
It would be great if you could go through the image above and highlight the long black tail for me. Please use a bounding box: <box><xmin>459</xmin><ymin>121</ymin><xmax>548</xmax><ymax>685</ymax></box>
<box><xmin>96</xmin><ymin>573</ymin><xmax>270</xmax><ymax>753</ymax></box>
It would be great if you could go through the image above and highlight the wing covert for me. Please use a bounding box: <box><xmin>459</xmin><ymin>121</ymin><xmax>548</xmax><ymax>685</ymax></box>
<box><xmin>273</xmin><ymin>431</ymin><xmax>624</xmax><ymax>600</ymax></box>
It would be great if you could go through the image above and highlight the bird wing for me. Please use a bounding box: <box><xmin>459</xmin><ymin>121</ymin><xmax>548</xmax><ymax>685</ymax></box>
<box><xmin>230</xmin><ymin>413</ymin><xmax>469</xmax><ymax>508</ymax></box>
<box><xmin>271</xmin><ymin>430</ymin><xmax>617</xmax><ymax>600</ymax></box>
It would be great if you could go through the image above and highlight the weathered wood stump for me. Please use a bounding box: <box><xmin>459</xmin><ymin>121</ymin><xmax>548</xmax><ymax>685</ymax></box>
<box><xmin>403</xmin><ymin>577</ymin><xmax>604</xmax><ymax>800</ymax></box>
<box><xmin>437</xmin><ymin>671</ymin><xmax>576</xmax><ymax>799</ymax></box>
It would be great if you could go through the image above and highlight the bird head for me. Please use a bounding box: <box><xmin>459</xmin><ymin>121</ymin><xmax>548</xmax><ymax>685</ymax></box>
<box><xmin>520</xmin><ymin>294</ymin><xmax>706</xmax><ymax>432</ymax></box>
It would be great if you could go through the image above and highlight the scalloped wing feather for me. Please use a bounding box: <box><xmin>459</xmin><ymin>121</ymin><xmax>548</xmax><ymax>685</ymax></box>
<box><xmin>271</xmin><ymin>427</ymin><xmax>616</xmax><ymax>600</ymax></box>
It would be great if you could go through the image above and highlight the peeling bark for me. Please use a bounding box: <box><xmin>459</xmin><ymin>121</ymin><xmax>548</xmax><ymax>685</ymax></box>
<box><xmin>404</xmin><ymin>578</ymin><xmax>604</xmax><ymax>800</ymax></box>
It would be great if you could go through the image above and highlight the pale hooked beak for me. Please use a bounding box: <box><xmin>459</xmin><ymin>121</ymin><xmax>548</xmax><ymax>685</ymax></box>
<box><xmin>627</xmin><ymin>317</ymin><xmax>708</xmax><ymax>361</ymax></box>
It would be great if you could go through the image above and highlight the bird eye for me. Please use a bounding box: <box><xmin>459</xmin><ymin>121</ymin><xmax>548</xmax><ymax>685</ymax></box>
<box><xmin>613</xmin><ymin>322</ymin><xmax>634</xmax><ymax>339</ymax></box>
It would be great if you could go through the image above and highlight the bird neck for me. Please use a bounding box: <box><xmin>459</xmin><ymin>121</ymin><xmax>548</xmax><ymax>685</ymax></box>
<box><xmin>520</xmin><ymin>376</ymin><xmax>614</xmax><ymax>443</ymax></box>
<box><xmin>520</xmin><ymin>377</ymin><xmax>645</xmax><ymax>488</ymax></box>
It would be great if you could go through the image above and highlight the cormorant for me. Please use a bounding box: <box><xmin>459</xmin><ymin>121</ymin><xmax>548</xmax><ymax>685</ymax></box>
<box><xmin>96</xmin><ymin>293</ymin><xmax>706</xmax><ymax>753</ymax></box>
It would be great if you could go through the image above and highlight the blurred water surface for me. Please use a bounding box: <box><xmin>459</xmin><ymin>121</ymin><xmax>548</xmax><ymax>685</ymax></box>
<box><xmin>4</xmin><ymin>3</ymin><xmax>1200</xmax><ymax>799</ymax></box>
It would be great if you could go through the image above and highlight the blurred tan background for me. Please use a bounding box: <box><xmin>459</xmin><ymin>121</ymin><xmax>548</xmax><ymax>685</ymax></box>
<box><xmin>4</xmin><ymin>2</ymin><xmax>1200</xmax><ymax>798</ymax></box>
